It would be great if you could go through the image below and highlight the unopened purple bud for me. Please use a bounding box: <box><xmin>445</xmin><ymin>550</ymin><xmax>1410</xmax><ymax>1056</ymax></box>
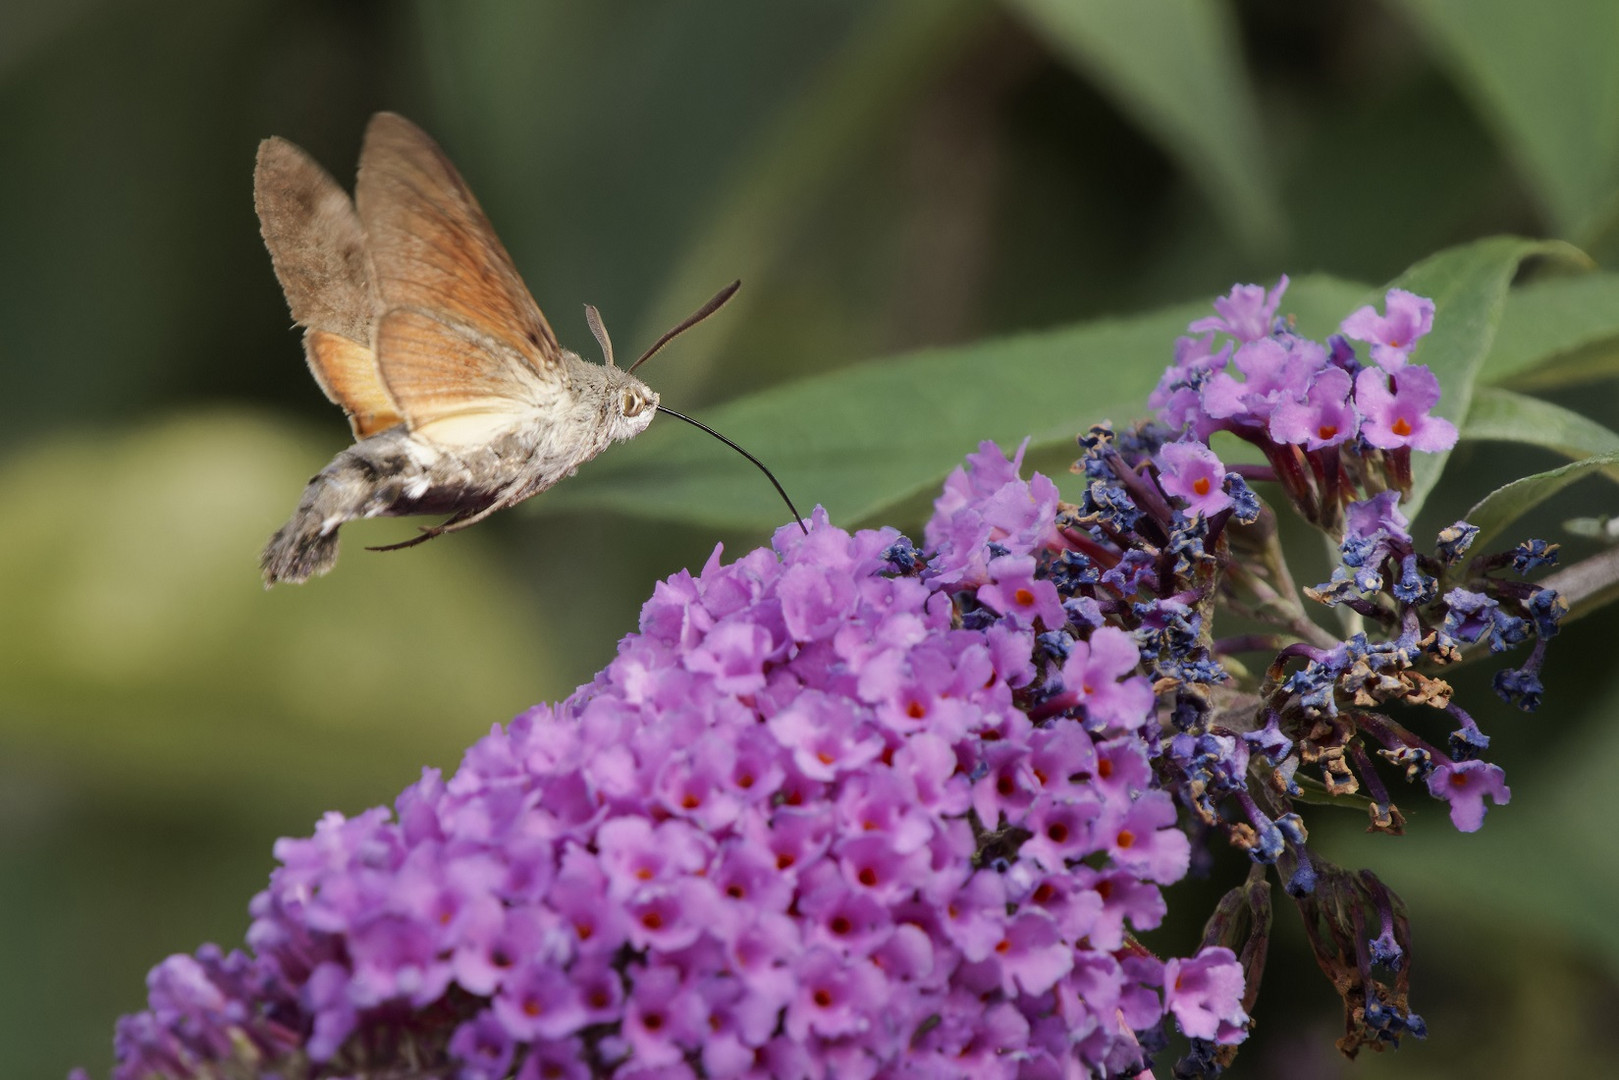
<box><xmin>1435</xmin><ymin>521</ymin><xmax>1478</xmax><ymax>564</ymax></box>
<box><xmin>1493</xmin><ymin>665</ymin><xmax>1545</xmax><ymax>711</ymax></box>
<box><xmin>1525</xmin><ymin>588</ymin><xmax>1566</xmax><ymax>638</ymax></box>
<box><xmin>1511</xmin><ymin>538</ymin><xmax>1559</xmax><ymax>573</ymax></box>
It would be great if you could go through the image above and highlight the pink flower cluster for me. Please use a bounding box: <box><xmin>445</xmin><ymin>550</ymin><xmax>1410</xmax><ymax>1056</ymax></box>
<box><xmin>1148</xmin><ymin>280</ymin><xmax>1457</xmax><ymax>530</ymax></box>
<box><xmin>1154</xmin><ymin>280</ymin><xmax>1453</xmax><ymax>453</ymax></box>
<box><xmin>107</xmin><ymin>472</ymin><xmax>1246</xmax><ymax>1079</ymax></box>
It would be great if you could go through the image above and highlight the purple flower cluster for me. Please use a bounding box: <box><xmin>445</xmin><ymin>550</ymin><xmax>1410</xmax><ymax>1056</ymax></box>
<box><xmin>93</xmin><ymin>274</ymin><xmax>1571</xmax><ymax>1078</ymax></box>
<box><xmin>1151</xmin><ymin>279</ymin><xmax>1455</xmax><ymax>524</ymax></box>
<box><xmin>103</xmin><ymin>479</ymin><xmax>1246</xmax><ymax>1078</ymax></box>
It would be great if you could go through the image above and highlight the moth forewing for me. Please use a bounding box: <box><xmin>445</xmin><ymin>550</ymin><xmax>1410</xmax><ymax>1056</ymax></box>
<box><xmin>355</xmin><ymin>112</ymin><xmax>563</xmax><ymax>380</ymax></box>
<box><xmin>253</xmin><ymin>137</ymin><xmax>373</xmax><ymax>343</ymax></box>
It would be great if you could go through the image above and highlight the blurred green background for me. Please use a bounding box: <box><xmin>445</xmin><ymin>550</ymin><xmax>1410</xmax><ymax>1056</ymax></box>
<box><xmin>5</xmin><ymin>1</ymin><xmax>1619</xmax><ymax>1076</ymax></box>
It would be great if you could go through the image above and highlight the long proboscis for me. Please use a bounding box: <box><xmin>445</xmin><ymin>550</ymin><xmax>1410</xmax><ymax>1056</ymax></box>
<box><xmin>627</xmin><ymin>280</ymin><xmax>742</xmax><ymax>374</ymax></box>
<box><xmin>657</xmin><ymin>405</ymin><xmax>808</xmax><ymax>534</ymax></box>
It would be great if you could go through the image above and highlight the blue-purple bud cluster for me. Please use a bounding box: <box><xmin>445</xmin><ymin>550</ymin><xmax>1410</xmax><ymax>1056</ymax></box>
<box><xmin>1124</xmin><ymin>279</ymin><xmax>1560</xmax><ymax>1054</ymax></box>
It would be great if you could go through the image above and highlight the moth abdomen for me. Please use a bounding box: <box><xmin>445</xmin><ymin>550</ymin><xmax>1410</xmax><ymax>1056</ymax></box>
<box><xmin>262</xmin><ymin>433</ymin><xmax>518</xmax><ymax>586</ymax></box>
<box><xmin>261</xmin><ymin>437</ymin><xmax>423</xmax><ymax>586</ymax></box>
<box><xmin>261</xmin><ymin>504</ymin><xmax>344</xmax><ymax>587</ymax></box>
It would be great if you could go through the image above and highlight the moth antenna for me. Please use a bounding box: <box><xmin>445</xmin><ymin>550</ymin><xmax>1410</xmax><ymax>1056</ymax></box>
<box><xmin>627</xmin><ymin>280</ymin><xmax>741</xmax><ymax>374</ymax></box>
<box><xmin>584</xmin><ymin>304</ymin><xmax>615</xmax><ymax>367</ymax></box>
<box><xmin>657</xmin><ymin>405</ymin><xmax>808</xmax><ymax>534</ymax></box>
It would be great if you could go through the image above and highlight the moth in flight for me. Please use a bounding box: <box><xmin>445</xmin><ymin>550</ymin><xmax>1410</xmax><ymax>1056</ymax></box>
<box><xmin>255</xmin><ymin>112</ymin><xmax>799</xmax><ymax>585</ymax></box>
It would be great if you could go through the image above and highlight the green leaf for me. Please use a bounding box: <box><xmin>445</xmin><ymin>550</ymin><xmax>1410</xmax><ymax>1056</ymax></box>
<box><xmin>1003</xmin><ymin>0</ymin><xmax>1281</xmax><ymax>248</ymax></box>
<box><xmin>1370</xmin><ymin>237</ymin><xmax>1581</xmax><ymax>518</ymax></box>
<box><xmin>1462</xmin><ymin>450</ymin><xmax>1619</xmax><ymax>553</ymax></box>
<box><xmin>1390</xmin><ymin>0</ymin><xmax>1619</xmax><ymax>241</ymax></box>
<box><xmin>559</xmin><ymin>308</ymin><xmax>1199</xmax><ymax>529</ymax></box>
<box><xmin>1462</xmin><ymin>386</ymin><xmax>1619</xmax><ymax>484</ymax></box>
<box><xmin>552</xmin><ymin>275</ymin><xmax>1370</xmax><ymax>529</ymax></box>
<box><xmin>558</xmin><ymin>238</ymin><xmax>1578</xmax><ymax>532</ymax></box>
<box><xmin>1484</xmin><ymin>272</ymin><xmax>1619</xmax><ymax>387</ymax></box>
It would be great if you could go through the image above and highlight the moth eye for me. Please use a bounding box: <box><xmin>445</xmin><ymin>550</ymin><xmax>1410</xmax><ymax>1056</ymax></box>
<box><xmin>621</xmin><ymin>389</ymin><xmax>646</xmax><ymax>417</ymax></box>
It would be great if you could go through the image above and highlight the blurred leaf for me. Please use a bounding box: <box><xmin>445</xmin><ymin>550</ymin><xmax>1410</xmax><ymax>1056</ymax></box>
<box><xmin>1372</xmin><ymin>236</ymin><xmax>1581</xmax><ymax>518</ymax></box>
<box><xmin>1004</xmin><ymin>0</ymin><xmax>1280</xmax><ymax>249</ymax></box>
<box><xmin>1462</xmin><ymin>386</ymin><xmax>1619</xmax><ymax>484</ymax></box>
<box><xmin>1391</xmin><ymin>0</ymin><xmax>1619</xmax><ymax>240</ymax></box>
<box><xmin>1544</xmin><ymin>545</ymin><xmax>1619</xmax><ymax>627</ymax></box>
<box><xmin>0</xmin><ymin>0</ymin><xmax>104</xmax><ymax>76</ymax></box>
<box><xmin>1563</xmin><ymin>516</ymin><xmax>1619</xmax><ymax>544</ymax></box>
<box><xmin>0</xmin><ymin>413</ymin><xmax>556</xmax><ymax>808</ymax></box>
<box><xmin>1500</xmin><ymin>339</ymin><xmax>1619</xmax><ymax>391</ymax></box>
<box><xmin>636</xmin><ymin>0</ymin><xmax>989</xmax><ymax>400</ymax></box>
<box><xmin>1484</xmin><ymin>272</ymin><xmax>1619</xmax><ymax>387</ymax></box>
<box><xmin>552</xmin><ymin>275</ymin><xmax>1369</xmax><ymax>529</ymax></box>
<box><xmin>0</xmin><ymin>0</ymin><xmax>277</xmax><ymax>448</ymax></box>
<box><xmin>1272</xmin><ymin>68</ymin><xmax>1511</xmax><ymax>289</ymax></box>
<box><xmin>1462</xmin><ymin>450</ymin><xmax>1619</xmax><ymax>553</ymax></box>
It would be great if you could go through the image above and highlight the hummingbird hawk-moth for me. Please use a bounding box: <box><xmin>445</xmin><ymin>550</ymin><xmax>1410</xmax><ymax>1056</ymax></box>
<box><xmin>255</xmin><ymin>112</ymin><xmax>797</xmax><ymax>587</ymax></box>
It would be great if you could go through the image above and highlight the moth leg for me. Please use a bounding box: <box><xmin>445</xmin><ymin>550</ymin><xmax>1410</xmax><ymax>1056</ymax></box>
<box><xmin>366</xmin><ymin>528</ymin><xmax>448</xmax><ymax>553</ymax></box>
<box><xmin>365</xmin><ymin>488</ymin><xmax>527</xmax><ymax>553</ymax></box>
<box><xmin>429</xmin><ymin>490</ymin><xmax>526</xmax><ymax>535</ymax></box>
